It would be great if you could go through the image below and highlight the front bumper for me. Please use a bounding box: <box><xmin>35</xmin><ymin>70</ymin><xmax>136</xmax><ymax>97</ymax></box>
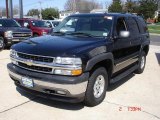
<box><xmin>5</xmin><ymin>37</ymin><xmax>31</xmax><ymax>46</ymax></box>
<box><xmin>7</xmin><ymin>63</ymin><xmax>89</xmax><ymax>103</ymax></box>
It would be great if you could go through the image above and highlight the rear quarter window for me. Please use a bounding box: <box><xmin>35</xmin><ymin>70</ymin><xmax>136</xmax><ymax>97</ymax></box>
<box><xmin>127</xmin><ymin>17</ymin><xmax>140</xmax><ymax>36</ymax></box>
<box><xmin>136</xmin><ymin>17</ymin><xmax>148</xmax><ymax>34</ymax></box>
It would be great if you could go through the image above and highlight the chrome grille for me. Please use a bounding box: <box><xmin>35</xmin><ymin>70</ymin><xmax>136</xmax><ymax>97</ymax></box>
<box><xmin>18</xmin><ymin>62</ymin><xmax>52</xmax><ymax>73</ymax></box>
<box><xmin>12</xmin><ymin>32</ymin><xmax>32</xmax><ymax>38</ymax></box>
<box><xmin>12</xmin><ymin>52</ymin><xmax>55</xmax><ymax>74</ymax></box>
<box><xmin>17</xmin><ymin>52</ymin><xmax>54</xmax><ymax>63</ymax></box>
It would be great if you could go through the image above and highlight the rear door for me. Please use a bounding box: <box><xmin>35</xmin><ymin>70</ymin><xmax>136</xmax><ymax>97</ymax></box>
<box><xmin>126</xmin><ymin>17</ymin><xmax>142</xmax><ymax>56</ymax></box>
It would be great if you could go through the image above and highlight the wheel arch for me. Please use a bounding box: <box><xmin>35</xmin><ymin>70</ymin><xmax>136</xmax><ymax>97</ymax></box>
<box><xmin>143</xmin><ymin>45</ymin><xmax>149</xmax><ymax>55</ymax></box>
<box><xmin>85</xmin><ymin>53</ymin><xmax>114</xmax><ymax>80</ymax></box>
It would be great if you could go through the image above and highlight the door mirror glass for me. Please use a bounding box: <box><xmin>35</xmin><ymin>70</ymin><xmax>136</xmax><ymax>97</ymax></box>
<box><xmin>119</xmin><ymin>31</ymin><xmax>130</xmax><ymax>38</ymax></box>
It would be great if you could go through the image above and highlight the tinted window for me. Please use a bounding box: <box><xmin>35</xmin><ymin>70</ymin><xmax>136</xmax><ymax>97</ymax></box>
<box><xmin>54</xmin><ymin>16</ymin><xmax>113</xmax><ymax>37</ymax></box>
<box><xmin>127</xmin><ymin>17</ymin><xmax>140</xmax><ymax>36</ymax></box>
<box><xmin>52</xmin><ymin>21</ymin><xmax>60</xmax><ymax>27</ymax></box>
<box><xmin>17</xmin><ymin>20</ymin><xmax>24</xmax><ymax>26</ymax></box>
<box><xmin>0</xmin><ymin>19</ymin><xmax>20</xmax><ymax>27</ymax></box>
<box><xmin>116</xmin><ymin>17</ymin><xmax>127</xmax><ymax>35</ymax></box>
<box><xmin>31</xmin><ymin>20</ymin><xmax>48</xmax><ymax>27</ymax></box>
<box><xmin>136</xmin><ymin>17</ymin><xmax>148</xmax><ymax>34</ymax></box>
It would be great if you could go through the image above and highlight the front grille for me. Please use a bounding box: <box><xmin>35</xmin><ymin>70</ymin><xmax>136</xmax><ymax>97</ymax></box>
<box><xmin>18</xmin><ymin>62</ymin><xmax>52</xmax><ymax>73</ymax></box>
<box><xmin>13</xmin><ymin>32</ymin><xmax>32</xmax><ymax>38</ymax></box>
<box><xmin>17</xmin><ymin>52</ymin><xmax>54</xmax><ymax>63</ymax></box>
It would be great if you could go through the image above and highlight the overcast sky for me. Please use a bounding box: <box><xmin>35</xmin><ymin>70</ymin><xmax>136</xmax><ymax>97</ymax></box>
<box><xmin>0</xmin><ymin>0</ymin><xmax>112</xmax><ymax>14</ymax></box>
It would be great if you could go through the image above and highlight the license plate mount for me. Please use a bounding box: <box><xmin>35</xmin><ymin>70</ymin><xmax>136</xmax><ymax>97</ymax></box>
<box><xmin>21</xmin><ymin>77</ymin><xmax>33</xmax><ymax>88</ymax></box>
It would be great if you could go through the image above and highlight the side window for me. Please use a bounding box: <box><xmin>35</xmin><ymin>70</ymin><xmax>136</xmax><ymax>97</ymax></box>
<box><xmin>127</xmin><ymin>17</ymin><xmax>140</xmax><ymax>36</ymax></box>
<box><xmin>136</xmin><ymin>18</ymin><xmax>147</xmax><ymax>34</ymax></box>
<box><xmin>23</xmin><ymin>21</ymin><xmax>29</xmax><ymax>27</ymax></box>
<box><xmin>116</xmin><ymin>17</ymin><xmax>127</xmax><ymax>36</ymax></box>
<box><xmin>46</xmin><ymin>21</ymin><xmax>52</xmax><ymax>27</ymax></box>
<box><xmin>16</xmin><ymin>20</ymin><xmax>23</xmax><ymax>26</ymax></box>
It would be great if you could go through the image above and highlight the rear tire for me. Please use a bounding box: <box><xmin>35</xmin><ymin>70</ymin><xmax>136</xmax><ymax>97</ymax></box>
<box><xmin>135</xmin><ymin>51</ymin><xmax>146</xmax><ymax>74</ymax></box>
<box><xmin>0</xmin><ymin>37</ymin><xmax>5</xmax><ymax>50</ymax></box>
<box><xmin>84</xmin><ymin>67</ymin><xmax>108</xmax><ymax>107</ymax></box>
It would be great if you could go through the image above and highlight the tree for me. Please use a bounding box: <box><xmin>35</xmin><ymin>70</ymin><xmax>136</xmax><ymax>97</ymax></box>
<box><xmin>41</xmin><ymin>8</ymin><xmax>59</xmax><ymax>20</ymax></box>
<box><xmin>124</xmin><ymin>0</ymin><xmax>140</xmax><ymax>13</ymax></box>
<box><xmin>27</xmin><ymin>9</ymin><xmax>40</xmax><ymax>16</ymax></box>
<box><xmin>108</xmin><ymin>0</ymin><xmax>123</xmax><ymax>12</ymax></box>
<box><xmin>139</xmin><ymin>0</ymin><xmax>158</xmax><ymax>19</ymax></box>
<box><xmin>64</xmin><ymin>0</ymin><xmax>102</xmax><ymax>13</ymax></box>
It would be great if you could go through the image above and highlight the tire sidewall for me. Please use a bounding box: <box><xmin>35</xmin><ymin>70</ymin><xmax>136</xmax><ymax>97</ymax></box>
<box><xmin>84</xmin><ymin>67</ymin><xmax>108</xmax><ymax>106</ymax></box>
<box><xmin>137</xmin><ymin>51</ymin><xmax>146</xmax><ymax>73</ymax></box>
<box><xmin>0</xmin><ymin>37</ymin><xmax>5</xmax><ymax>50</ymax></box>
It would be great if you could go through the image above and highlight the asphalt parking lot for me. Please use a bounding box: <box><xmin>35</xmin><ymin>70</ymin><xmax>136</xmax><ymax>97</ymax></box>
<box><xmin>0</xmin><ymin>40</ymin><xmax>160</xmax><ymax>120</ymax></box>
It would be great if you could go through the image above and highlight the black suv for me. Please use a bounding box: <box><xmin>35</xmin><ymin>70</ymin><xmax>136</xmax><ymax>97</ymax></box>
<box><xmin>0</xmin><ymin>19</ymin><xmax>32</xmax><ymax>50</ymax></box>
<box><xmin>7</xmin><ymin>13</ymin><xmax>150</xmax><ymax>106</ymax></box>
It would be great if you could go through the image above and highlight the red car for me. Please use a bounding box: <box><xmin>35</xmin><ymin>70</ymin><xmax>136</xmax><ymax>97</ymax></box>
<box><xmin>15</xmin><ymin>18</ymin><xmax>52</xmax><ymax>37</ymax></box>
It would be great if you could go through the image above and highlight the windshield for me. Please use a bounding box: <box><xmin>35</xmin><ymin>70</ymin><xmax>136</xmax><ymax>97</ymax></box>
<box><xmin>31</xmin><ymin>20</ymin><xmax>48</xmax><ymax>27</ymax></box>
<box><xmin>0</xmin><ymin>19</ymin><xmax>20</xmax><ymax>27</ymax></box>
<box><xmin>54</xmin><ymin>16</ymin><xmax>113</xmax><ymax>37</ymax></box>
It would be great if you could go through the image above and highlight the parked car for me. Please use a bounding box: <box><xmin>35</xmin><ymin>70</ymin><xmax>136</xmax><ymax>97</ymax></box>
<box><xmin>15</xmin><ymin>18</ymin><xmax>52</xmax><ymax>37</ymax></box>
<box><xmin>44</xmin><ymin>20</ymin><xmax>62</xmax><ymax>28</ymax></box>
<box><xmin>0</xmin><ymin>19</ymin><xmax>32</xmax><ymax>50</ymax></box>
<box><xmin>8</xmin><ymin>13</ymin><xmax>150</xmax><ymax>106</ymax></box>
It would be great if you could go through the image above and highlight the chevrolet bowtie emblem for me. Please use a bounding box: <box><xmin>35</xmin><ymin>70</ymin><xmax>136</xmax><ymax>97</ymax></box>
<box><xmin>26</xmin><ymin>60</ymin><xmax>33</xmax><ymax>66</ymax></box>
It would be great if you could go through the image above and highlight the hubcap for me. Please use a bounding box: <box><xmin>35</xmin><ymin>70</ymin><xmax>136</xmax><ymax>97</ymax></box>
<box><xmin>0</xmin><ymin>39</ymin><xmax>4</xmax><ymax>48</ymax></box>
<box><xmin>140</xmin><ymin>56</ymin><xmax>145</xmax><ymax>69</ymax></box>
<box><xmin>93</xmin><ymin>75</ymin><xmax>105</xmax><ymax>98</ymax></box>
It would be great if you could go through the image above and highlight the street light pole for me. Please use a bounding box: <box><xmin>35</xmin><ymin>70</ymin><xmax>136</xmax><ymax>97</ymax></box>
<box><xmin>6</xmin><ymin>0</ymin><xmax>9</xmax><ymax>18</ymax></box>
<box><xmin>39</xmin><ymin>1</ymin><xmax>42</xmax><ymax>20</ymax></box>
<box><xmin>19</xmin><ymin>0</ymin><xmax>23</xmax><ymax>18</ymax></box>
<box><xmin>9</xmin><ymin>0</ymin><xmax>13</xmax><ymax>18</ymax></box>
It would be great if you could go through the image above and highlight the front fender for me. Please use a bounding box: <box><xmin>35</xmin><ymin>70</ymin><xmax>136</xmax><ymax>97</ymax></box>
<box><xmin>85</xmin><ymin>52</ymin><xmax>114</xmax><ymax>72</ymax></box>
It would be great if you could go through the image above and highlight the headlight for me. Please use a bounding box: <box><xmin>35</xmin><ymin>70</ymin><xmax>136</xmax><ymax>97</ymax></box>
<box><xmin>10</xmin><ymin>49</ymin><xmax>18</xmax><ymax>65</ymax></box>
<box><xmin>42</xmin><ymin>31</ymin><xmax>47</xmax><ymax>35</ymax></box>
<box><xmin>10</xmin><ymin>49</ymin><xmax>17</xmax><ymax>57</ymax></box>
<box><xmin>54</xmin><ymin>57</ymin><xmax>82</xmax><ymax>76</ymax></box>
<box><xmin>55</xmin><ymin>57</ymin><xmax>82</xmax><ymax>65</ymax></box>
<box><xmin>5</xmin><ymin>31</ymin><xmax>13</xmax><ymax>38</ymax></box>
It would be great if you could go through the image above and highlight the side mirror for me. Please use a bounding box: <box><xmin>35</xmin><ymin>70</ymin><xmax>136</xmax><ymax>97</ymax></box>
<box><xmin>119</xmin><ymin>31</ymin><xmax>130</xmax><ymax>38</ymax></box>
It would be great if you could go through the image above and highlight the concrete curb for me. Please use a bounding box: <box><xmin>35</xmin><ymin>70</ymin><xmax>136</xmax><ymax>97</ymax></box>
<box><xmin>150</xmin><ymin>33</ymin><xmax>160</xmax><ymax>36</ymax></box>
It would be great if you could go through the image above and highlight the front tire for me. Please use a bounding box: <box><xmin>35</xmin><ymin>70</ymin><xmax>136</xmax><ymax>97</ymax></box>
<box><xmin>135</xmin><ymin>51</ymin><xmax>146</xmax><ymax>74</ymax></box>
<box><xmin>84</xmin><ymin>67</ymin><xmax>108</xmax><ymax>107</ymax></box>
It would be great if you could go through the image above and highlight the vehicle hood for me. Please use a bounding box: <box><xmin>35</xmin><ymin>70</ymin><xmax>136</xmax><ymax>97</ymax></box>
<box><xmin>12</xmin><ymin>35</ymin><xmax>107</xmax><ymax>57</ymax></box>
<box><xmin>0</xmin><ymin>27</ymin><xmax>31</xmax><ymax>33</ymax></box>
<box><xmin>34</xmin><ymin>27</ymin><xmax>51</xmax><ymax>32</ymax></box>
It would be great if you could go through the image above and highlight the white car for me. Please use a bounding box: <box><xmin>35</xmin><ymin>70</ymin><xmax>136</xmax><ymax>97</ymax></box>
<box><xmin>44</xmin><ymin>19</ymin><xmax>62</xmax><ymax>28</ymax></box>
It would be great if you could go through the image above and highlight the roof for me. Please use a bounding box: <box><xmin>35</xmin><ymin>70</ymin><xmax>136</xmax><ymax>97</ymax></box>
<box><xmin>69</xmin><ymin>13</ymin><xmax>137</xmax><ymax>18</ymax></box>
<box><xmin>14</xmin><ymin>18</ymin><xmax>41</xmax><ymax>21</ymax></box>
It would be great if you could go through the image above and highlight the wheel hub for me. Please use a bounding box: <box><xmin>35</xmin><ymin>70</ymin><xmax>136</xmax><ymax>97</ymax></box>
<box><xmin>140</xmin><ymin>56</ymin><xmax>145</xmax><ymax>69</ymax></box>
<box><xmin>0</xmin><ymin>40</ymin><xmax>4</xmax><ymax>48</ymax></box>
<box><xmin>93</xmin><ymin>75</ymin><xmax>105</xmax><ymax>98</ymax></box>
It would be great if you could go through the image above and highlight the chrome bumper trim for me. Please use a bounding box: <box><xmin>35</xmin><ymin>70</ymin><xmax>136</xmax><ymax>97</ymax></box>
<box><xmin>8</xmin><ymin>69</ymin><xmax>88</xmax><ymax>96</ymax></box>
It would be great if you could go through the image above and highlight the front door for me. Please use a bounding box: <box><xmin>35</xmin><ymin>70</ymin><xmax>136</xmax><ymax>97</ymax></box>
<box><xmin>112</xmin><ymin>17</ymin><xmax>138</xmax><ymax>74</ymax></box>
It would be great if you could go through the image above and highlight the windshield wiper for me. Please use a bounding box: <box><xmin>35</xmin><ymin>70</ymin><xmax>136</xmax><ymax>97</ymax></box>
<box><xmin>67</xmin><ymin>32</ymin><xmax>95</xmax><ymax>37</ymax></box>
<box><xmin>52</xmin><ymin>31</ymin><xmax>65</xmax><ymax>36</ymax></box>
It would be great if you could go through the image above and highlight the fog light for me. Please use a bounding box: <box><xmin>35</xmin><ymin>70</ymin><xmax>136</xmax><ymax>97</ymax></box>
<box><xmin>56</xmin><ymin>90</ymin><xmax>66</xmax><ymax>95</ymax></box>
